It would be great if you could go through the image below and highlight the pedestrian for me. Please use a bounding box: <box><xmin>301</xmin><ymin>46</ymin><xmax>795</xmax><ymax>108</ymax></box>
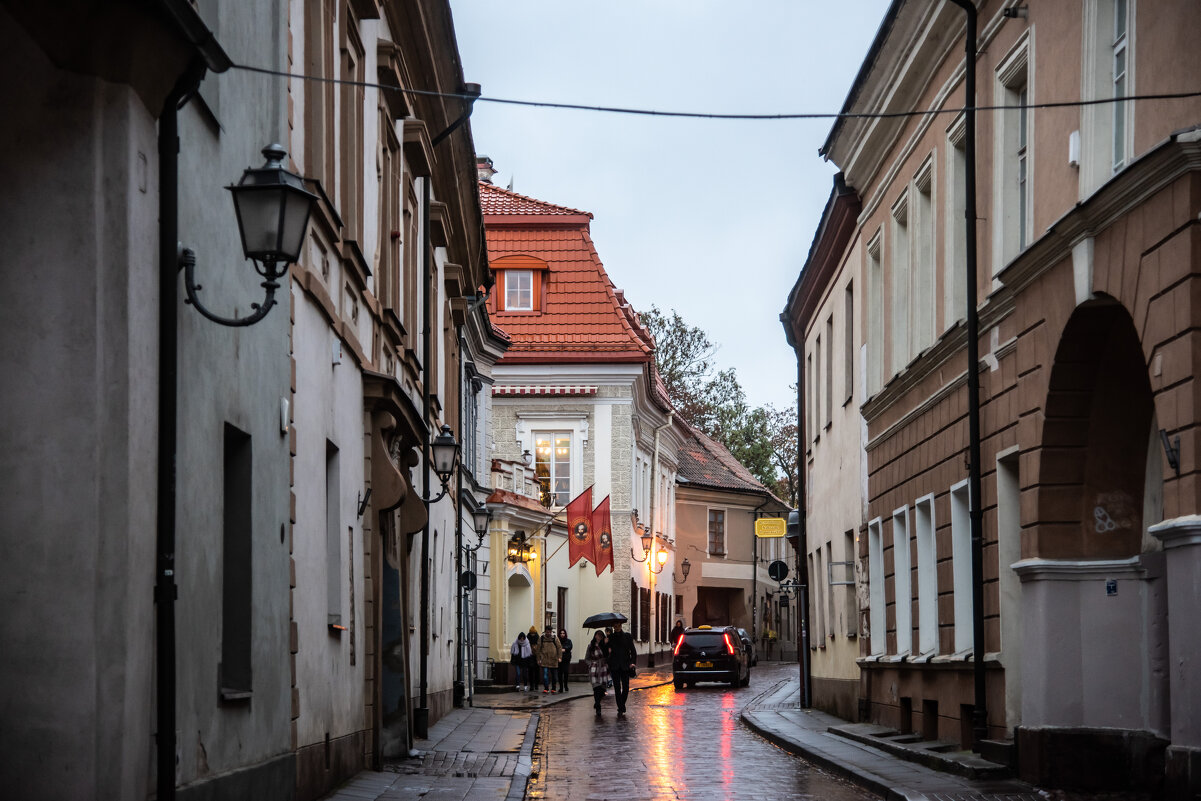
<box><xmin>585</xmin><ymin>630</ymin><xmax>610</xmax><ymax>717</ymax></box>
<box><xmin>670</xmin><ymin>619</ymin><xmax>686</xmax><ymax>646</ymax></box>
<box><xmin>510</xmin><ymin>632</ymin><xmax>532</xmax><ymax>691</ymax></box>
<box><xmin>536</xmin><ymin>627</ymin><xmax>562</xmax><ymax>693</ymax></box>
<box><xmin>556</xmin><ymin>628</ymin><xmax>573</xmax><ymax>692</ymax></box>
<box><xmin>525</xmin><ymin>626</ymin><xmax>540</xmax><ymax>690</ymax></box>
<box><xmin>606</xmin><ymin>620</ymin><xmax>637</xmax><ymax>718</ymax></box>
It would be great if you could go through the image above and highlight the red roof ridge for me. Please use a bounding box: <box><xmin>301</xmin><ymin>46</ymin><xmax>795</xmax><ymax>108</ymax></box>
<box><xmin>479</xmin><ymin>181</ymin><xmax>594</xmax><ymax>219</ymax></box>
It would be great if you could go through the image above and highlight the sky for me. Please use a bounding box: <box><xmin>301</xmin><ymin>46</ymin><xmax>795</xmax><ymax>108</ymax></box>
<box><xmin>449</xmin><ymin>2</ymin><xmax>892</xmax><ymax>411</ymax></box>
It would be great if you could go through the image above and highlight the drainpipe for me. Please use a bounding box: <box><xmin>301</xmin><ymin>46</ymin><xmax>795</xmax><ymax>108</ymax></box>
<box><xmin>795</xmin><ymin>351</ymin><xmax>812</xmax><ymax>708</ymax></box>
<box><xmin>416</xmin><ymin>176</ymin><xmax>433</xmax><ymax>739</ymax></box>
<box><xmin>647</xmin><ymin>411</ymin><xmax>673</xmax><ymax>666</ymax></box>
<box><xmin>948</xmin><ymin>0</ymin><xmax>988</xmax><ymax>749</ymax></box>
<box><xmin>156</xmin><ymin>58</ymin><xmax>206</xmax><ymax>801</ymax></box>
<box><xmin>750</xmin><ymin>494</ymin><xmax>772</xmax><ymax>646</ymax></box>
<box><xmin>453</xmin><ymin>329</ymin><xmax>464</xmax><ymax>708</ymax></box>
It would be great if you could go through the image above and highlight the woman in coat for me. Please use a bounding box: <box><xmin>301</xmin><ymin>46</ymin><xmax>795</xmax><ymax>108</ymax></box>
<box><xmin>555</xmin><ymin>628</ymin><xmax>573</xmax><ymax>692</ymax></box>
<box><xmin>510</xmin><ymin>632</ymin><xmax>532</xmax><ymax>691</ymax></box>
<box><xmin>535</xmin><ymin>627</ymin><xmax>563</xmax><ymax>693</ymax></box>
<box><xmin>524</xmin><ymin>627</ymin><xmax>541</xmax><ymax>690</ymax></box>
<box><xmin>585</xmin><ymin>630</ymin><xmax>610</xmax><ymax>717</ymax></box>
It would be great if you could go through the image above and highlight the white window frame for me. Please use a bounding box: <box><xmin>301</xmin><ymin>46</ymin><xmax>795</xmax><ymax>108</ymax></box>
<box><xmin>892</xmin><ymin>505</ymin><xmax>912</xmax><ymax>657</ymax></box>
<box><xmin>950</xmin><ymin>480</ymin><xmax>973</xmax><ymax>655</ymax></box>
<box><xmin>1081</xmin><ymin>1</ymin><xmax>1136</xmax><ymax>197</ymax></box>
<box><xmin>866</xmin><ymin>232</ymin><xmax>884</xmax><ymax>395</ymax></box>
<box><xmin>944</xmin><ymin>114</ymin><xmax>968</xmax><ymax>331</ymax></box>
<box><xmin>868</xmin><ymin>517</ymin><xmax>885</xmax><ymax>656</ymax></box>
<box><xmin>914</xmin><ymin>493</ymin><xmax>937</xmax><ymax>656</ymax></box>
<box><xmin>993</xmin><ymin>36</ymin><xmax>1032</xmax><ymax>274</ymax></box>
<box><xmin>707</xmin><ymin>507</ymin><xmax>727</xmax><ymax>557</ymax></box>
<box><xmin>515</xmin><ymin>413</ymin><xmax>588</xmax><ymax>508</ymax></box>
<box><xmin>889</xmin><ymin>196</ymin><xmax>910</xmax><ymax>377</ymax></box>
<box><xmin>505</xmin><ymin>269</ymin><xmax>534</xmax><ymax>311</ymax></box>
<box><xmin>912</xmin><ymin>158</ymin><xmax>936</xmax><ymax>355</ymax></box>
<box><xmin>532</xmin><ymin>430</ymin><xmax>573</xmax><ymax>507</ymax></box>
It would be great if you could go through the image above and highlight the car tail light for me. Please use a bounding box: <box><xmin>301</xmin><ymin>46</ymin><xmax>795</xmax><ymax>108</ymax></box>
<box><xmin>673</xmin><ymin>637</ymin><xmax>683</xmax><ymax>656</ymax></box>
<box><xmin>723</xmin><ymin>632</ymin><xmax>735</xmax><ymax>655</ymax></box>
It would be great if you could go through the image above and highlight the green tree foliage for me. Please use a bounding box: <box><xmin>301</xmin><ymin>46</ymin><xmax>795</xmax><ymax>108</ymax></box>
<box><xmin>641</xmin><ymin>306</ymin><xmax>795</xmax><ymax>502</ymax></box>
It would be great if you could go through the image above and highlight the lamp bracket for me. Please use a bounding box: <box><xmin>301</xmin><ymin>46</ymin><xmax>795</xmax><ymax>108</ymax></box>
<box><xmin>1160</xmin><ymin>429</ymin><xmax>1181</xmax><ymax>476</ymax></box>
<box><xmin>356</xmin><ymin>488</ymin><xmax>373</xmax><ymax>518</ymax></box>
<box><xmin>179</xmin><ymin>245</ymin><xmax>284</xmax><ymax>327</ymax></box>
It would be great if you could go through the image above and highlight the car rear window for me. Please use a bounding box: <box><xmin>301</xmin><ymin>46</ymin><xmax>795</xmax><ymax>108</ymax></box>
<box><xmin>680</xmin><ymin>633</ymin><xmax>724</xmax><ymax>650</ymax></box>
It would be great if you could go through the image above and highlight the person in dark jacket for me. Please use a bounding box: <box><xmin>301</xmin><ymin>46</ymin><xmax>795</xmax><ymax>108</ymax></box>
<box><xmin>670</xmin><ymin>620</ymin><xmax>686</xmax><ymax>647</ymax></box>
<box><xmin>585</xmin><ymin>630</ymin><xmax>610</xmax><ymax>717</ymax></box>
<box><xmin>525</xmin><ymin>626</ymin><xmax>540</xmax><ymax>691</ymax></box>
<box><xmin>605</xmin><ymin>621</ymin><xmax>637</xmax><ymax>717</ymax></box>
<box><xmin>556</xmin><ymin>628</ymin><xmax>573</xmax><ymax>692</ymax></box>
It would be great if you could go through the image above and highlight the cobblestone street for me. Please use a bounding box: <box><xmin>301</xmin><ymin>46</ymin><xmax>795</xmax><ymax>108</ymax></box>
<box><xmin>526</xmin><ymin>663</ymin><xmax>875</xmax><ymax>801</ymax></box>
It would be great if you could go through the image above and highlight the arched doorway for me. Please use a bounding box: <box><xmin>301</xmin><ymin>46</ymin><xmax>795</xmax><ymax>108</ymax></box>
<box><xmin>506</xmin><ymin>567</ymin><xmax>534</xmax><ymax>644</ymax></box>
<box><xmin>1017</xmin><ymin>299</ymin><xmax>1170</xmax><ymax>790</ymax></box>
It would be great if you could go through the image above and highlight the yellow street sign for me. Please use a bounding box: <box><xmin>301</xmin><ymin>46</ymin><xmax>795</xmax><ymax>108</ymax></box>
<box><xmin>755</xmin><ymin>518</ymin><xmax>786</xmax><ymax>538</ymax></box>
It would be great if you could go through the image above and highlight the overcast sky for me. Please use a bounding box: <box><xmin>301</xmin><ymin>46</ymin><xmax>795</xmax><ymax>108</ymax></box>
<box><xmin>449</xmin><ymin>2</ymin><xmax>891</xmax><ymax>411</ymax></box>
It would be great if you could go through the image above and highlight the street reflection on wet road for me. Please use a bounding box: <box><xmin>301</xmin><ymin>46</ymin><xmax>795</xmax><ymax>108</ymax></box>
<box><xmin>527</xmin><ymin>663</ymin><xmax>875</xmax><ymax>801</ymax></box>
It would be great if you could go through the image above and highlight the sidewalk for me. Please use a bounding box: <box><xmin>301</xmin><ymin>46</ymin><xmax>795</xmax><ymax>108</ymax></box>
<box><xmin>318</xmin><ymin>667</ymin><xmax>673</xmax><ymax>801</ymax></box>
<box><xmin>740</xmin><ymin>673</ymin><xmax>1045</xmax><ymax>801</ymax></box>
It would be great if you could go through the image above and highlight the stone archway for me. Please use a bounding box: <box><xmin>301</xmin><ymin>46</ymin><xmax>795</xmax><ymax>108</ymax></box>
<box><xmin>1032</xmin><ymin>300</ymin><xmax>1154</xmax><ymax>560</ymax></box>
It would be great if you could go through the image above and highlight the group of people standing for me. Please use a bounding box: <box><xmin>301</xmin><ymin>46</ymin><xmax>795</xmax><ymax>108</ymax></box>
<box><xmin>510</xmin><ymin>627</ymin><xmax>573</xmax><ymax>694</ymax></box>
<box><xmin>509</xmin><ymin>620</ymin><xmax>639</xmax><ymax>718</ymax></box>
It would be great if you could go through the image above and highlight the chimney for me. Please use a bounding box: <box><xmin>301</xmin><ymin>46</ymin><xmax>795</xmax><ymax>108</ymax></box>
<box><xmin>476</xmin><ymin>155</ymin><xmax>497</xmax><ymax>184</ymax></box>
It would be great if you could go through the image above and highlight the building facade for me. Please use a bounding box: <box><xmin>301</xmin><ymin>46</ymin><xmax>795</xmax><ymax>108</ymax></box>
<box><xmin>808</xmin><ymin>1</ymin><xmax>1201</xmax><ymax>796</ymax></box>
<box><xmin>782</xmin><ymin>174</ymin><xmax>867</xmax><ymax>721</ymax></box>
<box><xmin>479</xmin><ymin>173</ymin><xmax>680</xmax><ymax>668</ymax></box>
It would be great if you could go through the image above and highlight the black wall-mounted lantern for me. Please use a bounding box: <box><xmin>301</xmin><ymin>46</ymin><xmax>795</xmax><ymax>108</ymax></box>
<box><xmin>181</xmin><ymin>144</ymin><xmax>317</xmax><ymax>327</ymax></box>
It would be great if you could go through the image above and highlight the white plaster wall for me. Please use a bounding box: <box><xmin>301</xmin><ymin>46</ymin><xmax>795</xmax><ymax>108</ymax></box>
<box><xmin>0</xmin><ymin>21</ymin><xmax>160</xmax><ymax>798</ymax></box>
<box><xmin>291</xmin><ymin>292</ymin><xmax>367</xmax><ymax>744</ymax></box>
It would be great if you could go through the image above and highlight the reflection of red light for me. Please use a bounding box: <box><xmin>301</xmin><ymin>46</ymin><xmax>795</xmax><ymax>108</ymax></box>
<box><xmin>723</xmin><ymin>631</ymin><xmax>735</xmax><ymax>654</ymax></box>
<box><xmin>673</xmin><ymin>637</ymin><xmax>683</xmax><ymax>656</ymax></box>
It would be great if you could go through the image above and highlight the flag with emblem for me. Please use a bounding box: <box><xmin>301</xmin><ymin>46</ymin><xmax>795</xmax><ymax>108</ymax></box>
<box><xmin>592</xmin><ymin>495</ymin><xmax>613</xmax><ymax>576</ymax></box>
<box><xmin>566</xmin><ymin>486</ymin><xmax>594</xmax><ymax>568</ymax></box>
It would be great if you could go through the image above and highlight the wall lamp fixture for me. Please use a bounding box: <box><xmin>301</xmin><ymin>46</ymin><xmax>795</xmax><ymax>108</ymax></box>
<box><xmin>464</xmin><ymin>504</ymin><xmax>491</xmax><ymax>553</ymax></box>
<box><xmin>506</xmin><ymin>532</ymin><xmax>536</xmax><ymax>564</ymax></box>
<box><xmin>181</xmin><ymin>144</ymin><xmax>317</xmax><ymax>327</ymax></box>
<box><xmin>419</xmin><ymin>424</ymin><xmax>461</xmax><ymax>505</ymax></box>
<box><xmin>674</xmin><ymin>557</ymin><xmax>691</xmax><ymax>584</ymax></box>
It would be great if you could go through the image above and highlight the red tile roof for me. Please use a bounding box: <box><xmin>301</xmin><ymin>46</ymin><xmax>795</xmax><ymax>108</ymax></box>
<box><xmin>676</xmin><ymin>417</ymin><xmax>781</xmax><ymax>500</ymax></box>
<box><xmin>482</xmin><ymin>182</ymin><xmax>653</xmax><ymax>365</ymax></box>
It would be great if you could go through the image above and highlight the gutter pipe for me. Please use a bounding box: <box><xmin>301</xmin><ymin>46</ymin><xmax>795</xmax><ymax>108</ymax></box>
<box><xmin>646</xmin><ymin>411</ymin><xmax>673</xmax><ymax>666</ymax></box>
<box><xmin>948</xmin><ymin>0</ymin><xmax>988</xmax><ymax>749</ymax></box>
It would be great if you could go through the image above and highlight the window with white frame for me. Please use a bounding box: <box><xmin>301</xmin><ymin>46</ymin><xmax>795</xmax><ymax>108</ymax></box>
<box><xmin>950</xmin><ymin>480</ymin><xmax>972</xmax><ymax>654</ymax></box>
<box><xmin>914</xmin><ymin>494</ymin><xmax>937</xmax><ymax>656</ymax></box>
<box><xmin>868</xmin><ymin>518</ymin><xmax>885</xmax><ymax>655</ymax></box>
<box><xmin>825</xmin><ymin>315</ymin><xmax>834</xmax><ymax>426</ymax></box>
<box><xmin>708</xmin><ymin>508</ymin><xmax>726</xmax><ymax>556</ymax></box>
<box><xmin>505</xmin><ymin>270</ymin><xmax>533</xmax><ymax>311</ymax></box>
<box><xmin>533</xmin><ymin>431</ymin><xmax>572</xmax><ymax>506</ymax></box>
<box><xmin>890</xmin><ymin>196</ymin><xmax>910</xmax><ymax>376</ymax></box>
<box><xmin>912</xmin><ymin>161</ymin><xmax>936</xmax><ymax>354</ymax></box>
<box><xmin>994</xmin><ymin>41</ymin><xmax>1031</xmax><ymax>271</ymax></box>
<box><xmin>844</xmin><ymin>282</ymin><xmax>854</xmax><ymax>403</ymax></box>
<box><xmin>843</xmin><ymin>529</ymin><xmax>857</xmax><ymax>636</ymax></box>
<box><xmin>892</xmin><ymin>506</ymin><xmax>912</xmax><ymax>656</ymax></box>
<box><xmin>1111</xmin><ymin>0</ymin><xmax>1130</xmax><ymax>171</ymax></box>
<box><xmin>866</xmin><ymin>233</ymin><xmax>884</xmax><ymax>395</ymax></box>
<box><xmin>944</xmin><ymin>115</ymin><xmax>968</xmax><ymax>330</ymax></box>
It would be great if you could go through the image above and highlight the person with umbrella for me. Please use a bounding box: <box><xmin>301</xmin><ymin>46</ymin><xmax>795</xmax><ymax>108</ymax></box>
<box><xmin>585</xmin><ymin>629</ymin><xmax>610</xmax><ymax>717</ymax></box>
<box><xmin>606</xmin><ymin>620</ymin><xmax>637</xmax><ymax>718</ymax></box>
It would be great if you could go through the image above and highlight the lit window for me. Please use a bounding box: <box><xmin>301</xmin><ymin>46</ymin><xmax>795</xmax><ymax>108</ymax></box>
<box><xmin>534</xmin><ymin>431</ymin><xmax>571</xmax><ymax>506</ymax></box>
<box><xmin>506</xmin><ymin>270</ymin><xmax>533</xmax><ymax>311</ymax></box>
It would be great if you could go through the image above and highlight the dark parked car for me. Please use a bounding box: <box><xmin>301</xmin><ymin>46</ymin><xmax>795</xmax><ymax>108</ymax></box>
<box><xmin>672</xmin><ymin>625</ymin><xmax>750</xmax><ymax>689</ymax></box>
<box><xmin>735</xmin><ymin>627</ymin><xmax>758</xmax><ymax>666</ymax></box>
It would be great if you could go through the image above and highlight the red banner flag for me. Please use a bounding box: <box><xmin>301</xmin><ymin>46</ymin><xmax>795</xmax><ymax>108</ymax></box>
<box><xmin>592</xmin><ymin>495</ymin><xmax>613</xmax><ymax>576</ymax></box>
<box><xmin>566</xmin><ymin>487</ymin><xmax>594</xmax><ymax>568</ymax></box>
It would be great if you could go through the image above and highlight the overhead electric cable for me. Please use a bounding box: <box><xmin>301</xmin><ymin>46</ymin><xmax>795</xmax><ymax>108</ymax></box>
<box><xmin>232</xmin><ymin>61</ymin><xmax>1201</xmax><ymax>121</ymax></box>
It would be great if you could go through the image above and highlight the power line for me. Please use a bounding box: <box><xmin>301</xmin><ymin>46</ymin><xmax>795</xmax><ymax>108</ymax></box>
<box><xmin>231</xmin><ymin>62</ymin><xmax>1201</xmax><ymax>122</ymax></box>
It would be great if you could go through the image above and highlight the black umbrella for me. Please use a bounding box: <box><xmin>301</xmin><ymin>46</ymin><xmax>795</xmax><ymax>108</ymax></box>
<box><xmin>582</xmin><ymin>611</ymin><xmax>628</xmax><ymax>628</ymax></box>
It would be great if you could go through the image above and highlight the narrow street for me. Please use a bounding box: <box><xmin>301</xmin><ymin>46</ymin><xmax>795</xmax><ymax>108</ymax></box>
<box><xmin>526</xmin><ymin>663</ymin><xmax>874</xmax><ymax>801</ymax></box>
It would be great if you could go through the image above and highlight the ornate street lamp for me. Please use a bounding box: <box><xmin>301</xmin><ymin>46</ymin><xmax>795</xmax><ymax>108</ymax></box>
<box><xmin>674</xmin><ymin>557</ymin><xmax>691</xmax><ymax>584</ymax></box>
<box><xmin>420</xmin><ymin>424</ymin><xmax>460</xmax><ymax>505</ymax></box>
<box><xmin>182</xmin><ymin>144</ymin><xmax>317</xmax><ymax>327</ymax></box>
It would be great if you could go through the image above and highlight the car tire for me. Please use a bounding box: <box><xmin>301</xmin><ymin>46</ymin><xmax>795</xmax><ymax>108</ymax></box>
<box><xmin>674</xmin><ymin>679</ymin><xmax>683</xmax><ymax>690</ymax></box>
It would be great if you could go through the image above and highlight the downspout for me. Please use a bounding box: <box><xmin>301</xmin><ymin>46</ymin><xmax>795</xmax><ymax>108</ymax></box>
<box><xmin>453</xmin><ymin>326</ymin><xmax>464</xmax><ymax>708</ymax></box>
<box><xmin>795</xmin><ymin>348</ymin><xmax>812</xmax><ymax>708</ymax></box>
<box><xmin>416</xmin><ymin>176</ymin><xmax>432</xmax><ymax>739</ymax></box>
<box><xmin>647</xmin><ymin>411</ymin><xmax>673</xmax><ymax>666</ymax></box>
<box><xmin>156</xmin><ymin>58</ymin><xmax>207</xmax><ymax>801</ymax></box>
<box><xmin>948</xmin><ymin>0</ymin><xmax>988</xmax><ymax>749</ymax></box>
<box><xmin>750</xmin><ymin>494</ymin><xmax>772</xmax><ymax>646</ymax></box>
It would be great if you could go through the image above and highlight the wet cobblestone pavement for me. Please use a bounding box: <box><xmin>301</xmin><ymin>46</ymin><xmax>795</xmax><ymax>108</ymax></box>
<box><xmin>526</xmin><ymin>662</ymin><xmax>875</xmax><ymax>801</ymax></box>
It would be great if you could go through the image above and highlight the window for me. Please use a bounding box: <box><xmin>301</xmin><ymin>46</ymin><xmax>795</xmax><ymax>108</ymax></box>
<box><xmin>844</xmin><ymin>282</ymin><xmax>854</xmax><ymax>403</ymax></box>
<box><xmin>945</xmin><ymin>116</ymin><xmax>967</xmax><ymax>330</ymax></box>
<box><xmin>1082</xmin><ymin>1</ymin><xmax>1135</xmax><ymax>194</ymax></box>
<box><xmin>326</xmin><ymin>441</ymin><xmax>342</xmax><ymax>628</ymax></box>
<box><xmin>533</xmin><ymin>431</ymin><xmax>571</xmax><ymax>507</ymax></box>
<box><xmin>814</xmin><ymin>334</ymin><xmax>822</xmax><ymax>432</ymax></box>
<box><xmin>339</xmin><ymin>4</ymin><xmax>364</xmax><ymax>242</ymax></box>
<box><xmin>912</xmin><ymin>162</ymin><xmax>936</xmax><ymax>353</ymax></box>
<box><xmin>1112</xmin><ymin>0</ymin><xmax>1129</xmax><ymax>171</ymax></box>
<box><xmin>868</xmin><ymin>518</ymin><xmax>885</xmax><ymax>655</ymax></box>
<box><xmin>505</xmin><ymin>270</ymin><xmax>533</xmax><ymax>311</ymax></box>
<box><xmin>950</xmin><ymin>480</ymin><xmax>972</xmax><ymax>654</ymax></box>
<box><xmin>304</xmin><ymin>0</ymin><xmax>336</xmax><ymax>190</ymax></box>
<box><xmin>994</xmin><ymin>42</ymin><xmax>1031</xmax><ymax>270</ymax></box>
<box><xmin>866</xmin><ymin>233</ymin><xmax>884</xmax><ymax>395</ymax></box>
<box><xmin>639</xmin><ymin>587</ymin><xmax>651</xmax><ymax>642</ymax></box>
<box><xmin>222</xmin><ymin>423</ymin><xmax>253</xmax><ymax>697</ymax></box>
<box><xmin>806</xmin><ymin>352</ymin><xmax>815</xmax><ymax>445</ymax></box>
<box><xmin>890</xmin><ymin>197</ymin><xmax>910</xmax><ymax>376</ymax></box>
<box><xmin>844</xmin><ymin>530</ymin><xmax>857</xmax><ymax>637</ymax></box>
<box><xmin>892</xmin><ymin>506</ymin><xmax>912</xmax><ymax>656</ymax></box>
<box><xmin>824</xmin><ymin>315</ymin><xmax>834</xmax><ymax>426</ymax></box>
<box><xmin>708</xmin><ymin>509</ymin><xmax>726</xmax><ymax>556</ymax></box>
<box><xmin>914</xmin><ymin>494</ymin><xmax>937</xmax><ymax>656</ymax></box>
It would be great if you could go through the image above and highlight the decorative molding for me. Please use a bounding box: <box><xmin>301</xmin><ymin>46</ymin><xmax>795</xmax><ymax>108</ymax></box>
<box><xmin>1149</xmin><ymin>515</ymin><xmax>1201</xmax><ymax>550</ymax></box>
<box><xmin>402</xmin><ymin>118</ymin><xmax>433</xmax><ymax>178</ymax></box>
<box><xmin>1012</xmin><ymin>556</ymin><xmax>1145</xmax><ymax>582</ymax></box>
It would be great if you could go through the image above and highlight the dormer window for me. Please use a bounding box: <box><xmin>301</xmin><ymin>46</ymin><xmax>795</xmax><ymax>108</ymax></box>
<box><xmin>506</xmin><ymin>270</ymin><xmax>533</xmax><ymax>310</ymax></box>
<box><xmin>492</xmin><ymin>254</ymin><xmax>548</xmax><ymax>313</ymax></box>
